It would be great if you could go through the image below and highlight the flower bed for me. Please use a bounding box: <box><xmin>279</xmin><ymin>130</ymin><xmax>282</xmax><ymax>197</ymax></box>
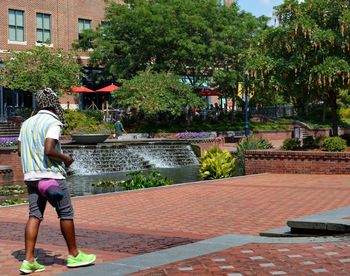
<box><xmin>0</xmin><ymin>137</ymin><xmax>18</xmax><ymax>149</ymax></box>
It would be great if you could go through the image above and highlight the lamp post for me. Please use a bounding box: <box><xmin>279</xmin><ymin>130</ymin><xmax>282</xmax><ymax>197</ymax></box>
<box><xmin>244</xmin><ymin>71</ymin><xmax>250</xmax><ymax>139</ymax></box>
<box><xmin>244</xmin><ymin>86</ymin><xmax>249</xmax><ymax>139</ymax></box>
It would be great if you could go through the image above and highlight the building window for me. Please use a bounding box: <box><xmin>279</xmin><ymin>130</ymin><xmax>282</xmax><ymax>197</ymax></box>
<box><xmin>78</xmin><ymin>19</ymin><xmax>92</xmax><ymax>39</ymax></box>
<box><xmin>100</xmin><ymin>21</ymin><xmax>109</xmax><ymax>28</ymax></box>
<box><xmin>36</xmin><ymin>13</ymin><xmax>51</xmax><ymax>44</ymax></box>
<box><xmin>8</xmin><ymin>9</ymin><xmax>25</xmax><ymax>42</ymax></box>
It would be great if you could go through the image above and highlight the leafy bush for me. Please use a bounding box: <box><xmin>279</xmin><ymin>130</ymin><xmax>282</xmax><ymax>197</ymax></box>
<box><xmin>63</xmin><ymin>110</ymin><xmax>112</xmax><ymax>135</ymax></box>
<box><xmin>199</xmin><ymin>147</ymin><xmax>236</xmax><ymax>180</ymax></box>
<box><xmin>82</xmin><ymin>109</ymin><xmax>104</xmax><ymax>122</ymax></box>
<box><xmin>119</xmin><ymin>170</ymin><xmax>173</xmax><ymax>190</ymax></box>
<box><xmin>281</xmin><ymin>138</ymin><xmax>301</xmax><ymax>150</ymax></box>
<box><xmin>93</xmin><ymin>180</ymin><xmax>119</xmax><ymax>188</ymax></box>
<box><xmin>0</xmin><ymin>185</ymin><xmax>26</xmax><ymax>196</ymax></box>
<box><xmin>0</xmin><ymin>137</ymin><xmax>18</xmax><ymax>148</ymax></box>
<box><xmin>235</xmin><ymin>135</ymin><xmax>273</xmax><ymax>175</ymax></box>
<box><xmin>0</xmin><ymin>199</ymin><xmax>28</xmax><ymax>206</ymax></box>
<box><xmin>339</xmin><ymin>107</ymin><xmax>350</xmax><ymax>119</ymax></box>
<box><xmin>93</xmin><ymin>171</ymin><xmax>174</xmax><ymax>191</ymax></box>
<box><xmin>302</xmin><ymin>136</ymin><xmax>321</xmax><ymax>149</ymax></box>
<box><xmin>322</xmin><ymin>137</ymin><xmax>347</xmax><ymax>152</ymax></box>
<box><xmin>257</xmin><ymin>139</ymin><xmax>274</xmax><ymax>149</ymax></box>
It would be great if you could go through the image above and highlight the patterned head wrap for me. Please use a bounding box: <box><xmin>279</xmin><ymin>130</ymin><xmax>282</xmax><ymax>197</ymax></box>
<box><xmin>36</xmin><ymin>88</ymin><xmax>65</xmax><ymax>123</ymax></box>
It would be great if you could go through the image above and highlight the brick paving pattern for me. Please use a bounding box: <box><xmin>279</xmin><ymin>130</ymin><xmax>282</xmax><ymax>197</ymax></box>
<box><xmin>131</xmin><ymin>242</ymin><xmax>350</xmax><ymax>276</ymax></box>
<box><xmin>0</xmin><ymin>174</ymin><xmax>349</xmax><ymax>275</ymax></box>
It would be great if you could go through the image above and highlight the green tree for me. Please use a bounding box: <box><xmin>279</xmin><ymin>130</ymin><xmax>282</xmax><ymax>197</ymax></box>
<box><xmin>212</xmin><ymin>12</ymin><xmax>270</xmax><ymax>116</ymax></box>
<box><xmin>260</xmin><ymin>0</ymin><xmax>350</xmax><ymax>135</ymax></box>
<box><xmin>77</xmin><ymin>0</ymin><xmax>267</xmax><ymax>91</ymax></box>
<box><xmin>0</xmin><ymin>46</ymin><xmax>82</xmax><ymax>94</ymax></box>
<box><xmin>113</xmin><ymin>69</ymin><xmax>205</xmax><ymax>117</ymax></box>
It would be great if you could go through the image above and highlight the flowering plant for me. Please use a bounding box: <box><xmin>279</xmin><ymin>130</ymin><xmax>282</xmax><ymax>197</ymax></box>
<box><xmin>0</xmin><ymin>137</ymin><xmax>18</xmax><ymax>148</ymax></box>
<box><xmin>175</xmin><ymin>131</ymin><xmax>211</xmax><ymax>139</ymax></box>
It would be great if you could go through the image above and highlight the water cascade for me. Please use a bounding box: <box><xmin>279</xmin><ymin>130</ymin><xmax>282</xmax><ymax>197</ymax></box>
<box><xmin>64</xmin><ymin>142</ymin><xmax>200</xmax><ymax>175</ymax></box>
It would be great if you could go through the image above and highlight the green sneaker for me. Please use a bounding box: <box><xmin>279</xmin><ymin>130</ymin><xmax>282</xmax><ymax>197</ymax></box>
<box><xmin>66</xmin><ymin>250</ymin><xmax>96</xmax><ymax>268</ymax></box>
<box><xmin>19</xmin><ymin>259</ymin><xmax>45</xmax><ymax>274</ymax></box>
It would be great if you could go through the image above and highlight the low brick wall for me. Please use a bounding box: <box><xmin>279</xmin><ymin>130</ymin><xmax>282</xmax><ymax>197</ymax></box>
<box><xmin>0</xmin><ymin>149</ymin><xmax>23</xmax><ymax>184</ymax></box>
<box><xmin>245</xmin><ymin>150</ymin><xmax>350</xmax><ymax>175</ymax></box>
<box><xmin>253</xmin><ymin>130</ymin><xmax>292</xmax><ymax>141</ymax></box>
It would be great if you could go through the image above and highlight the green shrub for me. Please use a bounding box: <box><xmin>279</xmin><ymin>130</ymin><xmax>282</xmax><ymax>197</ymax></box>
<box><xmin>93</xmin><ymin>180</ymin><xmax>119</xmax><ymax>188</ymax></box>
<box><xmin>0</xmin><ymin>185</ymin><xmax>26</xmax><ymax>196</ymax></box>
<box><xmin>82</xmin><ymin>109</ymin><xmax>104</xmax><ymax>122</ymax></box>
<box><xmin>302</xmin><ymin>136</ymin><xmax>321</xmax><ymax>149</ymax></box>
<box><xmin>93</xmin><ymin>171</ymin><xmax>173</xmax><ymax>191</ymax></box>
<box><xmin>281</xmin><ymin>138</ymin><xmax>301</xmax><ymax>150</ymax></box>
<box><xmin>0</xmin><ymin>199</ymin><xmax>28</xmax><ymax>206</ymax></box>
<box><xmin>339</xmin><ymin>107</ymin><xmax>350</xmax><ymax>119</ymax></box>
<box><xmin>235</xmin><ymin>135</ymin><xmax>273</xmax><ymax>176</ymax></box>
<box><xmin>199</xmin><ymin>147</ymin><xmax>236</xmax><ymax>180</ymax></box>
<box><xmin>63</xmin><ymin>110</ymin><xmax>112</xmax><ymax>135</ymax></box>
<box><xmin>118</xmin><ymin>170</ymin><xmax>173</xmax><ymax>190</ymax></box>
<box><xmin>257</xmin><ymin>139</ymin><xmax>274</xmax><ymax>149</ymax></box>
<box><xmin>322</xmin><ymin>137</ymin><xmax>347</xmax><ymax>152</ymax></box>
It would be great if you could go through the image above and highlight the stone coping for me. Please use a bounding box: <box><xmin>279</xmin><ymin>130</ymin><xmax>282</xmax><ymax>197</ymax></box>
<box><xmin>246</xmin><ymin>150</ymin><xmax>350</xmax><ymax>159</ymax></box>
<box><xmin>61</xmin><ymin>138</ymin><xmax>223</xmax><ymax>148</ymax></box>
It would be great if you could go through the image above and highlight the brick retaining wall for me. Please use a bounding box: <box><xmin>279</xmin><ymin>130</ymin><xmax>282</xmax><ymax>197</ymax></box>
<box><xmin>0</xmin><ymin>149</ymin><xmax>23</xmax><ymax>184</ymax></box>
<box><xmin>253</xmin><ymin>130</ymin><xmax>292</xmax><ymax>141</ymax></box>
<box><xmin>245</xmin><ymin>150</ymin><xmax>350</xmax><ymax>175</ymax></box>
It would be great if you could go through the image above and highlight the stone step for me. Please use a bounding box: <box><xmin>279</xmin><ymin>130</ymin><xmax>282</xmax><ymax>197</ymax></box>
<box><xmin>287</xmin><ymin>219</ymin><xmax>350</xmax><ymax>234</ymax></box>
<box><xmin>0</xmin><ymin>132</ymin><xmax>20</xmax><ymax>137</ymax></box>
<box><xmin>0</xmin><ymin>122</ymin><xmax>21</xmax><ymax>138</ymax></box>
<box><xmin>261</xmin><ymin>206</ymin><xmax>350</xmax><ymax>237</ymax></box>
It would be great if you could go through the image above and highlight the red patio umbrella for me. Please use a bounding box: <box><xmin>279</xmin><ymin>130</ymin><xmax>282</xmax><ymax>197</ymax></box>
<box><xmin>70</xmin><ymin>86</ymin><xmax>95</xmax><ymax>93</ymax></box>
<box><xmin>96</xmin><ymin>84</ymin><xmax>120</xmax><ymax>93</ymax></box>
<box><xmin>198</xmin><ymin>88</ymin><xmax>223</xmax><ymax>97</ymax></box>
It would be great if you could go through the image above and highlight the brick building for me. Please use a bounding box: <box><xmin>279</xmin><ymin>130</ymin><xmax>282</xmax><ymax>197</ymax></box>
<box><xmin>0</xmin><ymin>0</ymin><xmax>123</xmax><ymax>58</ymax></box>
<box><xmin>0</xmin><ymin>0</ymin><xmax>233</xmax><ymax>120</ymax></box>
<box><xmin>0</xmin><ymin>0</ymin><xmax>122</xmax><ymax>119</ymax></box>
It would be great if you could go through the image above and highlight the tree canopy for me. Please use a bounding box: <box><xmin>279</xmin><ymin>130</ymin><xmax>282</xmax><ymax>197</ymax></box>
<box><xmin>0</xmin><ymin>46</ymin><xmax>82</xmax><ymax>94</ymax></box>
<box><xmin>113</xmin><ymin>69</ymin><xmax>205</xmax><ymax>116</ymax></box>
<box><xmin>254</xmin><ymin>0</ymin><xmax>350</xmax><ymax>135</ymax></box>
<box><xmin>77</xmin><ymin>0</ymin><xmax>268</xmax><ymax>90</ymax></box>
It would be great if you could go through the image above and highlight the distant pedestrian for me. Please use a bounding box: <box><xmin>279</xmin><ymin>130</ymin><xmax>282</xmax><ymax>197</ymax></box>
<box><xmin>113</xmin><ymin>116</ymin><xmax>127</xmax><ymax>139</ymax></box>
<box><xmin>18</xmin><ymin>88</ymin><xmax>96</xmax><ymax>274</ymax></box>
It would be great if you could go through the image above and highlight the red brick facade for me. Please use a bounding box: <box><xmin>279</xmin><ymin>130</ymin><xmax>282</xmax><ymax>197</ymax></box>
<box><xmin>245</xmin><ymin>150</ymin><xmax>350</xmax><ymax>175</ymax></box>
<box><xmin>0</xmin><ymin>0</ymin><xmax>122</xmax><ymax>58</ymax></box>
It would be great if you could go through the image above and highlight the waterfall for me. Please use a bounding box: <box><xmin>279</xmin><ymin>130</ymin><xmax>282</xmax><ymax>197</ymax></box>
<box><xmin>64</xmin><ymin>142</ymin><xmax>199</xmax><ymax>176</ymax></box>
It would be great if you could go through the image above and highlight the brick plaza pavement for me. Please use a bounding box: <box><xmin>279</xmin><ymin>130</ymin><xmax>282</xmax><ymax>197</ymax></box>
<box><xmin>131</xmin><ymin>240</ymin><xmax>350</xmax><ymax>276</ymax></box>
<box><xmin>0</xmin><ymin>174</ymin><xmax>349</xmax><ymax>275</ymax></box>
